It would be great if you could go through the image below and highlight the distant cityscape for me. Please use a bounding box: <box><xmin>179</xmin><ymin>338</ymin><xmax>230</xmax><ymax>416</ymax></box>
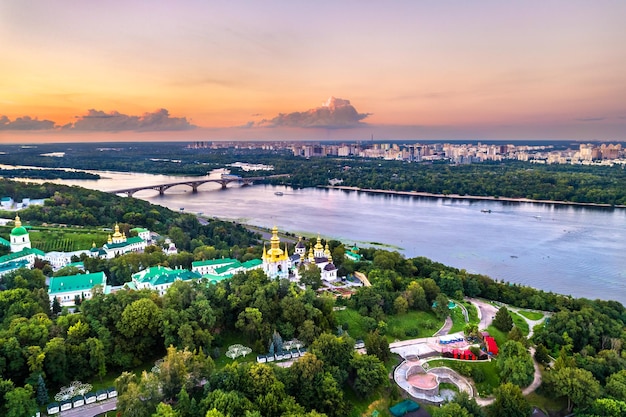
<box><xmin>187</xmin><ymin>141</ymin><xmax>626</xmax><ymax>166</ymax></box>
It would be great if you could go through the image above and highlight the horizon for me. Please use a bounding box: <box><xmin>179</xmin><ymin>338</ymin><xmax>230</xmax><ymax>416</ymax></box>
<box><xmin>2</xmin><ymin>1</ymin><xmax>626</xmax><ymax>142</ymax></box>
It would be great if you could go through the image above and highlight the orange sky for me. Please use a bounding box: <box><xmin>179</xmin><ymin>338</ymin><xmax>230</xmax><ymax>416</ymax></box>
<box><xmin>1</xmin><ymin>1</ymin><xmax>626</xmax><ymax>142</ymax></box>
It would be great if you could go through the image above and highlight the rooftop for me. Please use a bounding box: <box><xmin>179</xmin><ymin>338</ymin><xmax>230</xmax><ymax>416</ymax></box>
<box><xmin>49</xmin><ymin>271</ymin><xmax>107</xmax><ymax>295</ymax></box>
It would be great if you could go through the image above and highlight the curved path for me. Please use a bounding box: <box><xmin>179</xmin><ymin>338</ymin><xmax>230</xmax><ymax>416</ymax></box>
<box><xmin>391</xmin><ymin>298</ymin><xmax>549</xmax><ymax>407</ymax></box>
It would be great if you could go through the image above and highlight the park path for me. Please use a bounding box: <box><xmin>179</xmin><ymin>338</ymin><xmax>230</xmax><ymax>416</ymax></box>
<box><xmin>57</xmin><ymin>398</ymin><xmax>116</xmax><ymax>417</ymax></box>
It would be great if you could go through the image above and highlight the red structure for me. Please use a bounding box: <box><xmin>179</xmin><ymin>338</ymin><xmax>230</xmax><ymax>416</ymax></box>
<box><xmin>484</xmin><ymin>336</ymin><xmax>498</xmax><ymax>355</ymax></box>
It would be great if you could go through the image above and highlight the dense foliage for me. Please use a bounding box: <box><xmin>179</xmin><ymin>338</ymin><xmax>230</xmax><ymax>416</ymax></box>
<box><xmin>0</xmin><ymin>168</ymin><xmax>99</xmax><ymax>180</ymax></box>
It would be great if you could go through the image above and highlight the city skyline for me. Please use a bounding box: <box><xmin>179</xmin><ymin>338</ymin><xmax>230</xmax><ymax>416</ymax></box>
<box><xmin>1</xmin><ymin>0</ymin><xmax>626</xmax><ymax>143</ymax></box>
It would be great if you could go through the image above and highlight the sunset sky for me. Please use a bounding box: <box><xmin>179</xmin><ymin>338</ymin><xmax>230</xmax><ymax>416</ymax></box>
<box><xmin>1</xmin><ymin>0</ymin><xmax>625</xmax><ymax>142</ymax></box>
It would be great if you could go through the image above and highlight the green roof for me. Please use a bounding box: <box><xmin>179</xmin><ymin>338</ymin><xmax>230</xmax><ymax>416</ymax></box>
<box><xmin>103</xmin><ymin>236</ymin><xmax>144</xmax><ymax>249</ymax></box>
<box><xmin>0</xmin><ymin>237</ymin><xmax>10</xmax><ymax>246</ymax></box>
<box><xmin>192</xmin><ymin>258</ymin><xmax>238</xmax><ymax>268</ymax></box>
<box><xmin>214</xmin><ymin>260</ymin><xmax>242</xmax><ymax>275</ymax></box>
<box><xmin>11</xmin><ymin>226</ymin><xmax>28</xmax><ymax>236</ymax></box>
<box><xmin>0</xmin><ymin>259</ymin><xmax>29</xmax><ymax>273</ymax></box>
<box><xmin>345</xmin><ymin>252</ymin><xmax>361</xmax><ymax>261</ymax></box>
<box><xmin>130</xmin><ymin>227</ymin><xmax>149</xmax><ymax>233</ymax></box>
<box><xmin>242</xmin><ymin>259</ymin><xmax>263</xmax><ymax>268</ymax></box>
<box><xmin>202</xmin><ymin>273</ymin><xmax>233</xmax><ymax>284</ymax></box>
<box><xmin>0</xmin><ymin>247</ymin><xmax>44</xmax><ymax>264</ymax></box>
<box><xmin>133</xmin><ymin>265</ymin><xmax>173</xmax><ymax>282</ymax></box>
<box><xmin>132</xmin><ymin>266</ymin><xmax>201</xmax><ymax>287</ymax></box>
<box><xmin>49</xmin><ymin>272</ymin><xmax>106</xmax><ymax>295</ymax></box>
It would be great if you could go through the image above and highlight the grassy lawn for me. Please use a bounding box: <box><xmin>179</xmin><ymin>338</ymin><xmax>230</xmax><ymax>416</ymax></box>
<box><xmin>385</xmin><ymin>310</ymin><xmax>442</xmax><ymax>341</ymax></box>
<box><xmin>460</xmin><ymin>300</ymin><xmax>480</xmax><ymax>325</ymax></box>
<box><xmin>345</xmin><ymin>387</ymin><xmax>395</xmax><ymax>417</ymax></box>
<box><xmin>336</xmin><ymin>308</ymin><xmax>443</xmax><ymax>341</ymax></box>
<box><xmin>518</xmin><ymin>310</ymin><xmax>544</xmax><ymax>321</ymax></box>
<box><xmin>526</xmin><ymin>392</ymin><xmax>567</xmax><ymax>415</ymax></box>
<box><xmin>426</xmin><ymin>358</ymin><xmax>500</xmax><ymax>396</ymax></box>
<box><xmin>486</xmin><ymin>325</ymin><xmax>508</xmax><ymax>347</ymax></box>
<box><xmin>213</xmin><ymin>331</ymin><xmax>259</xmax><ymax>369</ymax></box>
<box><xmin>337</xmin><ymin>308</ymin><xmax>371</xmax><ymax>340</ymax></box>
<box><xmin>449</xmin><ymin>306</ymin><xmax>466</xmax><ymax>333</ymax></box>
<box><xmin>509</xmin><ymin>311</ymin><xmax>530</xmax><ymax>336</ymax></box>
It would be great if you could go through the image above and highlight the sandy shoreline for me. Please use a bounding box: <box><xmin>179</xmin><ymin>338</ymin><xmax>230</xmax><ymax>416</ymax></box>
<box><xmin>323</xmin><ymin>186</ymin><xmax>626</xmax><ymax>209</ymax></box>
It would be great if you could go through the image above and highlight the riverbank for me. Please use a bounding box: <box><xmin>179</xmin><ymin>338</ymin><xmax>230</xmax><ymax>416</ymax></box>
<box><xmin>323</xmin><ymin>186</ymin><xmax>626</xmax><ymax>209</ymax></box>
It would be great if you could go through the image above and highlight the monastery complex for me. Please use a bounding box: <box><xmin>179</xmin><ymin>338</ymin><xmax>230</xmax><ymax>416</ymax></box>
<box><xmin>0</xmin><ymin>217</ymin><xmax>357</xmax><ymax>309</ymax></box>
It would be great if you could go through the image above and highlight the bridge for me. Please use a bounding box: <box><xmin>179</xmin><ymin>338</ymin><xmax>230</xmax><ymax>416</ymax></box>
<box><xmin>110</xmin><ymin>174</ymin><xmax>289</xmax><ymax>197</ymax></box>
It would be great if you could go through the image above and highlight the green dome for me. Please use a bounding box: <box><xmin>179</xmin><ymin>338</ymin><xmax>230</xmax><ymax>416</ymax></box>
<box><xmin>11</xmin><ymin>226</ymin><xmax>28</xmax><ymax>236</ymax></box>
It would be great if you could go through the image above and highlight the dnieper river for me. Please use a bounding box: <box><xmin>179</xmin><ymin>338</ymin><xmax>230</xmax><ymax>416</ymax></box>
<box><xmin>20</xmin><ymin>170</ymin><xmax>626</xmax><ymax>305</ymax></box>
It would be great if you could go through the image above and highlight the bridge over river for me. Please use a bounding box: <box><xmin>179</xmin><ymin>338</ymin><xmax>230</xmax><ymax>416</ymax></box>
<box><xmin>110</xmin><ymin>174</ymin><xmax>289</xmax><ymax>197</ymax></box>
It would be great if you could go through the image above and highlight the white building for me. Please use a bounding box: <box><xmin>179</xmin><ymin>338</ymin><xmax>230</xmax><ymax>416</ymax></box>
<box><xmin>48</xmin><ymin>271</ymin><xmax>108</xmax><ymax>307</ymax></box>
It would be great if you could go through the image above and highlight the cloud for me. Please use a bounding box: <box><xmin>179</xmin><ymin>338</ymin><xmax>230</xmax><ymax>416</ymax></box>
<box><xmin>0</xmin><ymin>109</ymin><xmax>196</xmax><ymax>132</ymax></box>
<box><xmin>575</xmin><ymin>117</ymin><xmax>605</xmax><ymax>122</ymax></box>
<box><xmin>0</xmin><ymin>115</ymin><xmax>55</xmax><ymax>130</ymax></box>
<box><xmin>68</xmin><ymin>109</ymin><xmax>196</xmax><ymax>131</ymax></box>
<box><xmin>259</xmin><ymin>97</ymin><xmax>370</xmax><ymax>129</ymax></box>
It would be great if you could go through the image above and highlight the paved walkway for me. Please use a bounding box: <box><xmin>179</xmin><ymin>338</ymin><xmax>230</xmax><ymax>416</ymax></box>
<box><xmin>58</xmin><ymin>398</ymin><xmax>116</xmax><ymax>417</ymax></box>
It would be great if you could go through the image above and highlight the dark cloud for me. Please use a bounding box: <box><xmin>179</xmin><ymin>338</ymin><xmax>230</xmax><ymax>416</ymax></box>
<box><xmin>68</xmin><ymin>109</ymin><xmax>195</xmax><ymax>131</ymax></box>
<box><xmin>259</xmin><ymin>97</ymin><xmax>370</xmax><ymax>129</ymax></box>
<box><xmin>575</xmin><ymin>117</ymin><xmax>605</xmax><ymax>122</ymax></box>
<box><xmin>0</xmin><ymin>115</ymin><xmax>55</xmax><ymax>130</ymax></box>
<box><xmin>0</xmin><ymin>109</ymin><xmax>195</xmax><ymax>132</ymax></box>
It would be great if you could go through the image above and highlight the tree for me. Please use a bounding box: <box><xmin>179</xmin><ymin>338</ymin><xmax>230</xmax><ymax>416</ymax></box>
<box><xmin>175</xmin><ymin>386</ymin><xmax>192</xmax><ymax>417</ymax></box>
<box><xmin>488</xmin><ymin>382</ymin><xmax>532</xmax><ymax>417</ymax></box>
<box><xmin>87</xmin><ymin>337</ymin><xmax>106</xmax><ymax>381</ymax></box>
<box><xmin>36</xmin><ymin>374</ymin><xmax>49</xmax><ymax>406</ymax></box>
<box><xmin>433</xmin><ymin>293</ymin><xmax>449</xmax><ymax>320</ymax></box>
<box><xmin>579</xmin><ymin>398</ymin><xmax>626</xmax><ymax>417</ymax></box>
<box><xmin>405</xmin><ymin>281</ymin><xmax>429</xmax><ymax>311</ymax></box>
<box><xmin>364</xmin><ymin>330</ymin><xmax>389</xmax><ymax>363</ymax></box>
<box><xmin>350</xmin><ymin>354</ymin><xmax>388</xmax><ymax>397</ymax></box>
<box><xmin>153</xmin><ymin>403</ymin><xmax>180</xmax><ymax>417</ymax></box>
<box><xmin>534</xmin><ymin>344</ymin><xmax>551</xmax><ymax>366</ymax></box>
<box><xmin>51</xmin><ymin>297</ymin><xmax>62</xmax><ymax>315</ymax></box>
<box><xmin>507</xmin><ymin>326</ymin><xmax>526</xmax><ymax>345</ymax></box>
<box><xmin>493</xmin><ymin>306</ymin><xmax>513</xmax><ymax>332</ymax></box>
<box><xmin>451</xmin><ymin>391</ymin><xmax>485</xmax><ymax>417</ymax></box>
<box><xmin>44</xmin><ymin>337</ymin><xmax>68</xmax><ymax>386</ymax></box>
<box><xmin>606</xmin><ymin>370</ymin><xmax>626</xmax><ymax>401</ymax></box>
<box><xmin>299</xmin><ymin>265</ymin><xmax>322</xmax><ymax>290</ymax></box>
<box><xmin>5</xmin><ymin>384</ymin><xmax>38</xmax><ymax>417</ymax></box>
<box><xmin>394</xmin><ymin>295</ymin><xmax>408</xmax><ymax>314</ymax></box>
<box><xmin>433</xmin><ymin>403</ymin><xmax>471</xmax><ymax>417</ymax></box>
<box><xmin>117</xmin><ymin>297</ymin><xmax>163</xmax><ymax>362</ymax></box>
<box><xmin>310</xmin><ymin>333</ymin><xmax>354</xmax><ymax>384</ymax></box>
<box><xmin>551</xmin><ymin>366</ymin><xmax>601</xmax><ymax>412</ymax></box>
<box><xmin>497</xmin><ymin>340</ymin><xmax>534</xmax><ymax>387</ymax></box>
<box><xmin>236</xmin><ymin>307</ymin><xmax>268</xmax><ymax>344</ymax></box>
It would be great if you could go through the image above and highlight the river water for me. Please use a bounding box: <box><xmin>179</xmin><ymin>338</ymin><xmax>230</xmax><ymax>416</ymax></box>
<box><xmin>12</xmin><ymin>169</ymin><xmax>626</xmax><ymax>305</ymax></box>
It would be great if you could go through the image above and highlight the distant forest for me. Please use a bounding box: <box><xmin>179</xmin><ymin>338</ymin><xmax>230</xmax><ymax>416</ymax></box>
<box><xmin>0</xmin><ymin>142</ymin><xmax>625</xmax><ymax>205</ymax></box>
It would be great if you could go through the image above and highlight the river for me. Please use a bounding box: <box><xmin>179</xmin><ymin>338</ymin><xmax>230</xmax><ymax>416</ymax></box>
<box><xmin>10</xmin><ymin>168</ymin><xmax>626</xmax><ymax>305</ymax></box>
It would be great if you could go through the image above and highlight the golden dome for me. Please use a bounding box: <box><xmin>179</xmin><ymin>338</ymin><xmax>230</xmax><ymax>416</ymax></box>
<box><xmin>314</xmin><ymin>234</ymin><xmax>324</xmax><ymax>251</ymax></box>
<box><xmin>112</xmin><ymin>223</ymin><xmax>123</xmax><ymax>239</ymax></box>
<box><xmin>266</xmin><ymin>226</ymin><xmax>287</xmax><ymax>260</ymax></box>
